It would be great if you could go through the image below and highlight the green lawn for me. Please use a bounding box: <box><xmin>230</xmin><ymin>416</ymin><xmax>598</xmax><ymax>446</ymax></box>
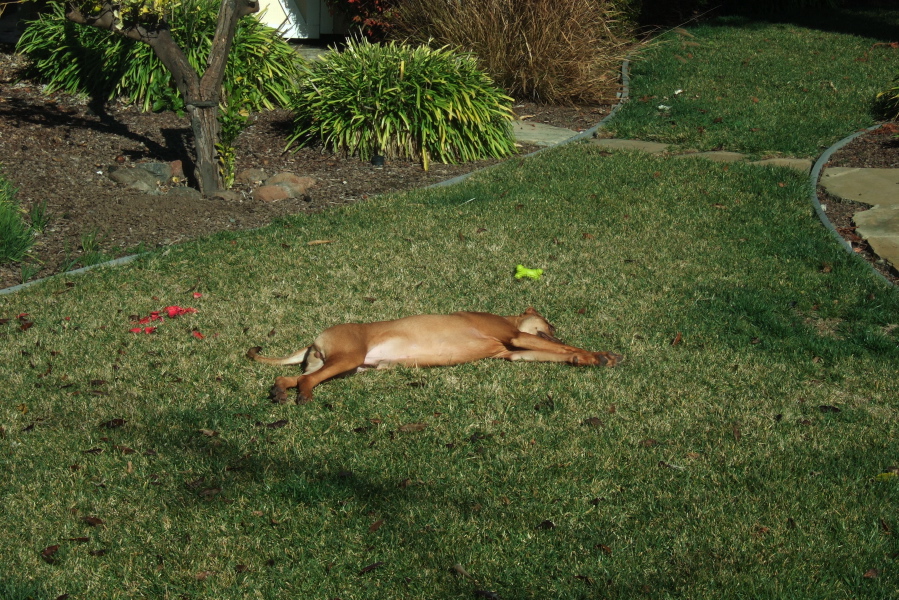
<box><xmin>2</xmin><ymin>10</ymin><xmax>899</xmax><ymax>600</ymax></box>
<box><xmin>608</xmin><ymin>11</ymin><xmax>899</xmax><ymax>157</ymax></box>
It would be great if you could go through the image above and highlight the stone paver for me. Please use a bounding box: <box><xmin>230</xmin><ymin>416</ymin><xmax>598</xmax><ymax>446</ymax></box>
<box><xmin>512</xmin><ymin>121</ymin><xmax>578</xmax><ymax>147</ymax></box>
<box><xmin>820</xmin><ymin>167</ymin><xmax>899</xmax><ymax>268</ymax></box>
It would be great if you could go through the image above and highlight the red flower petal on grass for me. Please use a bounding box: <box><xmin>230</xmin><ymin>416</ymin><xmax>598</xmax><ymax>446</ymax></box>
<box><xmin>192</xmin><ymin>331</ymin><xmax>205</xmax><ymax>339</ymax></box>
<box><xmin>165</xmin><ymin>306</ymin><xmax>197</xmax><ymax>318</ymax></box>
<box><xmin>193</xmin><ymin>292</ymin><xmax>202</xmax><ymax>299</ymax></box>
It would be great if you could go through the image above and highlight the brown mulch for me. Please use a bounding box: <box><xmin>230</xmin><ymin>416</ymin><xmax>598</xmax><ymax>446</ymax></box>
<box><xmin>1</xmin><ymin>43</ymin><xmax>896</xmax><ymax>290</ymax></box>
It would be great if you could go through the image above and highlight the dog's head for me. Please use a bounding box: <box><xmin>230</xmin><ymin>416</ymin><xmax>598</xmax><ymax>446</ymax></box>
<box><xmin>515</xmin><ymin>307</ymin><xmax>563</xmax><ymax>343</ymax></box>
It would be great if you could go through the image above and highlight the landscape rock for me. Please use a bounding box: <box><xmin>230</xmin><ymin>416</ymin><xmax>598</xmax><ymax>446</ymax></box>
<box><xmin>236</xmin><ymin>168</ymin><xmax>268</xmax><ymax>184</ymax></box>
<box><xmin>254</xmin><ymin>184</ymin><xmax>290</xmax><ymax>203</ymax></box>
<box><xmin>107</xmin><ymin>165</ymin><xmax>160</xmax><ymax>193</ymax></box>
<box><xmin>136</xmin><ymin>161</ymin><xmax>174</xmax><ymax>182</ymax></box>
<box><xmin>265</xmin><ymin>172</ymin><xmax>316</xmax><ymax>198</ymax></box>
<box><xmin>170</xmin><ymin>160</ymin><xmax>184</xmax><ymax>180</ymax></box>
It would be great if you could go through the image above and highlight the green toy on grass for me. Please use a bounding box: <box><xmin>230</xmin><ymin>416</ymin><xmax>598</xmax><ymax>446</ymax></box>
<box><xmin>515</xmin><ymin>265</ymin><xmax>543</xmax><ymax>280</ymax></box>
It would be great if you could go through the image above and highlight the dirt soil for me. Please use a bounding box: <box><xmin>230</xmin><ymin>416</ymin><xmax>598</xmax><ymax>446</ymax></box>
<box><xmin>1</xmin><ymin>44</ymin><xmax>896</xmax><ymax>289</ymax></box>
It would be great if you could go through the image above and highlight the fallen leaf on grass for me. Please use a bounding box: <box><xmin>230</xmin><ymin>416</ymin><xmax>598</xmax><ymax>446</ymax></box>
<box><xmin>41</xmin><ymin>545</ymin><xmax>60</xmax><ymax>563</ymax></box>
<box><xmin>307</xmin><ymin>239</ymin><xmax>334</xmax><ymax>246</ymax></box>
<box><xmin>199</xmin><ymin>429</ymin><xmax>218</xmax><ymax>437</ymax></box>
<box><xmin>582</xmin><ymin>417</ymin><xmax>603</xmax><ymax>428</ymax></box>
<box><xmin>195</xmin><ymin>570</ymin><xmax>214</xmax><ymax>581</ymax></box>
<box><xmin>266</xmin><ymin>419</ymin><xmax>288</xmax><ymax>429</ymax></box>
<box><xmin>671</xmin><ymin>332</ymin><xmax>682</xmax><ymax>346</ymax></box>
<box><xmin>397</xmin><ymin>422</ymin><xmax>427</xmax><ymax>433</ymax></box>
<box><xmin>358</xmin><ymin>561</ymin><xmax>384</xmax><ymax>575</ymax></box>
<box><xmin>100</xmin><ymin>418</ymin><xmax>126</xmax><ymax>429</ymax></box>
<box><xmin>863</xmin><ymin>568</ymin><xmax>880</xmax><ymax>579</ymax></box>
<box><xmin>818</xmin><ymin>405</ymin><xmax>841</xmax><ymax>413</ymax></box>
<box><xmin>368</xmin><ymin>519</ymin><xmax>384</xmax><ymax>533</ymax></box>
<box><xmin>82</xmin><ymin>516</ymin><xmax>104</xmax><ymax>527</ymax></box>
<box><xmin>452</xmin><ymin>563</ymin><xmax>473</xmax><ymax>578</ymax></box>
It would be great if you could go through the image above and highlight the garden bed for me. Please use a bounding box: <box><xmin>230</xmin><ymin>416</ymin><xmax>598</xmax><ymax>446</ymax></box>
<box><xmin>0</xmin><ymin>46</ymin><xmax>613</xmax><ymax>290</ymax></box>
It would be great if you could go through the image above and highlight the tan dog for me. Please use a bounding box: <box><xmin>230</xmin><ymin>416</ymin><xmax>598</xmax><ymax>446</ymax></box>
<box><xmin>247</xmin><ymin>307</ymin><xmax>621</xmax><ymax>404</ymax></box>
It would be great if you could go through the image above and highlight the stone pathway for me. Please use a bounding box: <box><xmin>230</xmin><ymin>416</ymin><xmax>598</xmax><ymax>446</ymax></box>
<box><xmin>513</xmin><ymin>121</ymin><xmax>897</xmax><ymax>272</ymax></box>
<box><xmin>820</xmin><ymin>167</ymin><xmax>899</xmax><ymax>269</ymax></box>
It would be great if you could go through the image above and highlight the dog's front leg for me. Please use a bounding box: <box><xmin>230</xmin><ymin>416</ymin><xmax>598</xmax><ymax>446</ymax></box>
<box><xmin>503</xmin><ymin>332</ymin><xmax>622</xmax><ymax>366</ymax></box>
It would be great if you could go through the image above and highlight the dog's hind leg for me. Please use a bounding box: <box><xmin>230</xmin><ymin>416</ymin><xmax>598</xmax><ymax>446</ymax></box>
<box><xmin>294</xmin><ymin>351</ymin><xmax>368</xmax><ymax>403</ymax></box>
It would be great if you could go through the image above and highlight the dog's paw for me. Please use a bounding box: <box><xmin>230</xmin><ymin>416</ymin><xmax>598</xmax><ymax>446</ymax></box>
<box><xmin>595</xmin><ymin>352</ymin><xmax>623</xmax><ymax>367</ymax></box>
<box><xmin>296</xmin><ymin>388</ymin><xmax>314</xmax><ymax>405</ymax></box>
<box><xmin>269</xmin><ymin>385</ymin><xmax>289</xmax><ymax>404</ymax></box>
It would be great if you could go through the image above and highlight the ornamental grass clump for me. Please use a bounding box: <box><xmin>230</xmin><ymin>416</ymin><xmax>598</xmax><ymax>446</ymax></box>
<box><xmin>287</xmin><ymin>38</ymin><xmax>517</xmax><ymax>170</ymax></box>
<box><xmin>387</xmin><ymin>0</ymin><xmax>632</xmax><ymax>105</ymax></box>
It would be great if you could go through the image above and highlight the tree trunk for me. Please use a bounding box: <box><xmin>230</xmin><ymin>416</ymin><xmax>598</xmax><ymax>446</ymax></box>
<box><xmin>188</xmin><ymin>104</ymin><xmax>222</xmax><ymax>194</ymax></box>
<box><xmin>65</xmin><ymin>0</ymin><xmax>260</xmax><ymax>197</ymax></box>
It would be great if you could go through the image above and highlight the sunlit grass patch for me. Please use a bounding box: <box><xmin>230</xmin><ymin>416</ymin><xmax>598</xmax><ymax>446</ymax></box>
<box><xmin>609</xmin><ymin>12</ymin><xmax>899</xmax><ymax>157</ymax></box>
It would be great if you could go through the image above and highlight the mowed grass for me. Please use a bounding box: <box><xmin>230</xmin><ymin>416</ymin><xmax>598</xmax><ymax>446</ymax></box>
<box><xmin>608</xmin><ymin>11</ymin><xmax>899</xmax><ymax>157</ymax></box>
<box><xmin>1</xmin><ymin>143</ymin><xmax>898</xmax><ymax>599</ymax></box>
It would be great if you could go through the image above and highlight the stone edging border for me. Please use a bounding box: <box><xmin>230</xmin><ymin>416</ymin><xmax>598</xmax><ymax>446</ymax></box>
<box><xmin>808</xmin><ymin>124</ymin><xmax>893</xmax><ymax>286</ymax></box>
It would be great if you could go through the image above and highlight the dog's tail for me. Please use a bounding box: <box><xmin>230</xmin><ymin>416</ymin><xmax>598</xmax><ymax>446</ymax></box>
<box><xmin>246</xmin><ymin>345</ymin><xmax>312</xmax><ymax>366</ymax></box>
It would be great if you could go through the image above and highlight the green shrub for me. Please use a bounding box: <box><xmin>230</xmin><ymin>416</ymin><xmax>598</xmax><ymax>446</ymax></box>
<box><xmin>288</xmin><ymin>38</ymin><xmax>517</xmax><ymax>170</ymax></box>
<box><xmin>17</xmin><ymin>0</ymin><xmax>300</xmax><ymax>113</ymax></box>
<box><xmin>877</xmin><ymin>77</ymin><xmax>899</xmax><ymax>120</ymax></box>
<box><xmin>0</xmin><ymin>171</ymin><xmax>34</xmax><ymax>265</ymax></box>
<box><xmin>386</xmin><ymin>0</ymin><xmax>631</xmax><ymax>104</ymax></box>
